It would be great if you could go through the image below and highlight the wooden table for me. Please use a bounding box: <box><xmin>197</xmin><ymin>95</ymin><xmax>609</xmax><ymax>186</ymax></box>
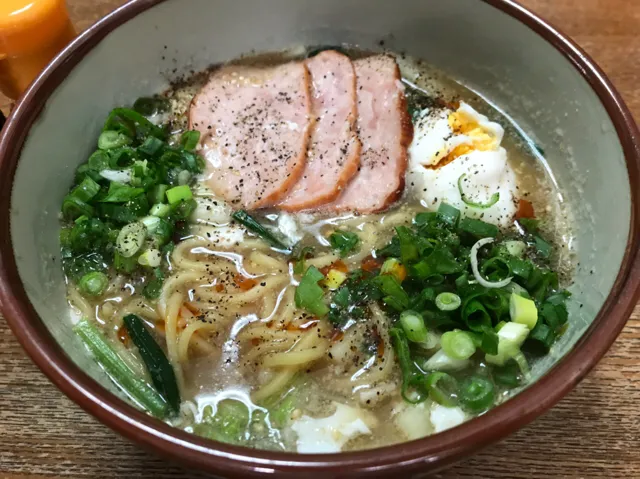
<box><xmin>1</xmin><ymin>0</ymin><xmax>639</xmax><ymax>477</ymax></box>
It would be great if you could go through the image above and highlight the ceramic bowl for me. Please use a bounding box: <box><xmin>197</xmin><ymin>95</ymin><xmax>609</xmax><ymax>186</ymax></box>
<box><xmin>1</xmin><ymin>0</ymin><xmax>639</xmax><ymax>477</ymax></box>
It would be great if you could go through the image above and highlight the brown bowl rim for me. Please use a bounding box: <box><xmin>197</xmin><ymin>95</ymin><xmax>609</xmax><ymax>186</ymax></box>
<box><xmin>0</xmin><ymin>0</ymin><xmax>639</xmax><ymax>477</ymax></box>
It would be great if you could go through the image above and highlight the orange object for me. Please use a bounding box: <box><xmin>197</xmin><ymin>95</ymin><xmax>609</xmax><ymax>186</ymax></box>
<box><xmin>515</xmin><ymin>198</ymin><xmax>536</xmax><ymax>219</ymax></box>
<box><xmin>0</xmin><ymin>0</ymin><xmax>75</xmax><ymax>100</ymax></box>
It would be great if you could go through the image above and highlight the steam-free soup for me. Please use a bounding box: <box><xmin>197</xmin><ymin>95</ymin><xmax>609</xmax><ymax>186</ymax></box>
<box><xmin>60</xmin><ymin>47</ymin><xmax>573</xmax><ymax>453</ymax></box>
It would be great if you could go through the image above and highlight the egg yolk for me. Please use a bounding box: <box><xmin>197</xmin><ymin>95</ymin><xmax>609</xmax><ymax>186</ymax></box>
<box><xmin>448</xmin><ymin>110</ymin><xmax>499</xmax><ymax>151</ymax></box>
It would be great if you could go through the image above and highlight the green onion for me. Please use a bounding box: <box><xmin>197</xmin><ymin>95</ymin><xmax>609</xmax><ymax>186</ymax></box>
<box><xmin>292</xmin><ymin>246</ymin><xmax>314</xmax><ymax>275</ymax></box>
<box><xmin>424</xmin><ymin>372</ymin><xmax>458</xmax><ymax>407</ymax></box>
<box><xmin>461</xmin><ymin>299</ymin><xmax>492</xmax><ymax>332</ymax></box>
<box><xmin>151</xmin><ymin>218</ymin><xmax>174</xmax><ymax>245</ymax></box>
<box><xmin>74</xmin><ymin>319</ymin><xmax>168</xmax><ymax>417</ymax></box>
<box><xmin>410</xmin><ymin>246</ymin><xmax>463</xmax><ymax>279</ymax></box>
<box><xmin>194</xmin><ymin>400</ymin><xmax>250</xmax><ymax>445</ymax></box>
<box><xmin>512</xmin><ymin>351</ymin><xmax>530</xmax><ymax>376</ymax></box>
<box><xmin>138</xmin><ymin>248</ymin><xmax>162</xmax><ymax>268</ymax></box>
<box><xmin>180</xmin><ymin>130</ymin><xmax>201</xmax><ymax>151</ymax></box>
<box><xmin>143</xmin><ymin>278</ymin><xmax>163</xmax><ymax>300</ymax></box>
<box><xmin>526</xmin><ymin>321</ymin><xmax>555</xmax><ymax>354</ymax></box>
<box><xmin>423</xmin><ymin>348</ymin><xmax>470</xmax><ymax>372</ymax></box>
<box><xmin>458</xmin><ymin>217</ymin><xmax>499</xmax><ymax>238</ymax></box>
<box><xmin>69</xmin><ymin>177</ymin><xmax>100</xmax><ymax>203</ymax></box>
<box><xmin>123</xmin><ymin>314</ymin><xmax>180</xmax><ymax>413</ymax></box>
<box><xmin>87</xmin><ymin>150</ymin><xmax>110</xmax><ymax>171</ymax></box>
<box><xmin>99</xmin><ymin>182</ymin><xmax>145</xmax><ymax>203</ymax></box>
<box><xmin>509</xmin><ymin>293</ymin><xmax>538</xmax><ymax>329</ymax></box>
<box><xmin>540</xmin><ymin>297</ymin><xmax>569</xmax><ymax>330</ymax></box>
<box><xmin>481</xmin><ymin>257</ymin><xmax>512</xmax><ymax>282</ymax></box>
<box><xmin>389</xmin><ymin>328</ymin><xmax>425</xmax><ymax>403</ymax></box>
<box><xmin>504</xmin><ymin>240</ymin><xmax>527</xmax><ymax>258</ymax></box>
<box><xmin>534</xmin><ymin>235</ymin><xmax>552</xmax><ymax>258</ymax></box>
<box><xmin>148</xmin><ymin>184</ymin><xmax>169</xmax><ymax>205</ymax></box>
<box><xmin>62</xmin><ymin>196</ymin><xmax>94</xmax><ymax>220</ymax></box>
<box><xmin>149</xmin><ymin>203</ymin><xmax>171</xmax><ymax>218</ymax></box>
<box><xmin>328</xmin><ymin>230</ymin><xmax>360</xmax><ymax>257</ymax></box>
<box><xmin>170</xmin><ymin>199</ymin><xmax>197</xmax><ymax>221</ymax></box>
<box><xmin>114</xmin><ymin>250</ymin><xmax>138</xmax><ymax>273</ymax></box>
<box><xmin>78</xmin><ymin>271</ymin><xmax>109</xmax><ymax>297</ymax></box>
<box><xmin>116</xmin><ymin>222</ymin><xmax>146</xmax><ymax>258</ymax></box>
<box><xmin>231</xmin><ymin>210</ymin><xmax>289</xmax><ymax>250</ymax></box>
<box><xmin>140</xmin><ymin>215</ymin><xmax>161</xmax><ymax>235</ymax></box>
<box><xmin>166</xmin><ymin>185</ymin><xmax>193</xmax><ymax>205</ymax></box>
<box><xmin>457</xmin><ymin>174</ymin><xmax>500</xmax><ymax>209</ymax></box>
<box><xmin>103</xmin><ymin>107</ymin><xmax>166</xmax><ymax>140</ymax></box>
<box><xmin>435</xmin><ymin>292</ymin><xmax>461</xmax><ymax>311</ymax></box>
<box><xmin>139</xmin><ymin>136</ymin><xmax>164</xmax><ymax>157</ymax></box>
<box><xmin>395</xmin><ymin>226</ymin><xmax>419</xmax><ymax>263</ymax></box>
<box><xmin>374</xmin><ymin>275</ymin><xmax>409</xmax><ymax>311</ymax></box>
<box><xmin>492</xmin><ymin>360</ymin><xmax>521</xmax><ymax>387</ymax></box>
<box><xmin>177</xmin><ymin>169</ymin><xmax>192</xmax><ymax>186</ymax></box>
<box><xmin>518</xmin><ymin>218</ymin><xmax>539</xmax><ymax>233</ymax></box>
<box><xmin>480</xmin><ymin>327</ymin><xmax>499</xmax><ymax>355</ymax></box>
<box><xmin>437</xmin><ymin>202</ymin><xmax>461</xmax><ymax>226</ymax></box>
<box><xmin>98</xmin><ymin>130</ymin><xmax>132</xmax><ymax>150</ymax></box>
<box><xmin>294</xmin><ymin>266</ymin><xmax>329</xmax><ymax>317</ymax></box>
<box><xmin>458</xmin><ymin>376</ymin><xmax>495</xmax><ymax>412</ymax></box>
<box><xmin>399</xmin><ymin>310</ymin><xmax>428</xmax><ymax>343</ymax></box>
<box><xmin>441</xmin><ymin>330</ymin><xmax>476</xmax><ymax>360</ymax></box>
<box><xmin>485</xmin><ymin>322</ymin><xmax>530</xmax><ymax>366</ymax></box>
<box><xmin>414</xmin><ymin>211</ymin><xmax>438</xmax><ymax>225</ymax></box>
<box><xmin>261</xmin><ymin>386</ymin><xmax>299</xmax><ymax>428</ymax></box>
<box><xmin>381</xmin><ymin>258</ymin><xmax>405</xmax><ymax>282</ymax></box>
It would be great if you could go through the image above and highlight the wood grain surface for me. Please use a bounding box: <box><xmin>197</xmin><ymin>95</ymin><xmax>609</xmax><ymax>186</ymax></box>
<box><xmin>1</xmin><ymin>0</ymin><xmax>639</xmax><ymax>478</ymax></box>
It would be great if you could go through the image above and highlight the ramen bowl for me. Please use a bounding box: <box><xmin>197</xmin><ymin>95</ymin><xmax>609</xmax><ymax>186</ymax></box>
<box><xmin>0</xmin><ymin>0</ymin><xmax>639</xmax><ymax>477</ymax></box>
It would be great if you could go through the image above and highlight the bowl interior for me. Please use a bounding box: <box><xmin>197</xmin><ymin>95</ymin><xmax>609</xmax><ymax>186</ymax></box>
<box><xmin>7</xmin><ymin>0</ymin><xmax>632</xmax><ymax>443</ymax></box>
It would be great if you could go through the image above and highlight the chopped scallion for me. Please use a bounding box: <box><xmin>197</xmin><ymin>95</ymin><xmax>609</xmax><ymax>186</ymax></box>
<box><xmin>116</xmin><ymin>222</ymin><xmax>146</xmax><ymax>258</ymax></box>
<box><xmin>509</xmin><ymin>293</ymin><xmax>538</xmax><ymax>329</ymax></box>
<box><xmin>441</xmin><ymin>330</ymin><xmax>476</xmax><ymax>360</ymax></box>
<box><xmin>458</xmin><ymin>174</ymin><xmax>500</xmax><ymax>209</ymax></box>
<box><xmin>166</xmin><ymin>185</ymin><xmax>193</xmax><ymax>205</ymax></box>
<box><xmin>504</xmin><ymin>240</ymin><xmax>527</xmax><ymax>258</ymax></box>
<box><xmin>138</xmin><ymin>248</ymin><xmax>162</xmax><ymax>268</ymax></box>
<box><xmin>458</xmin><ymin>376</ymin><xmax>495</xmax><ymax>412</ymax></box>
<box><xmin>459</xmin><ymin>217</ymin><xmax>499</xmax><ymax>238</ymax></box>
<box><xmin>149</xmin><ymin>203</ymin><xmax>171</xmax><ymax>218</ymax></box>
<box><xmin>98</xmin><ymin>130</ymin><xmax>132</xmax><ymax>150</ymax></box>
<box><xmin>180</xmin><ymin>130</ymin><xmax>201</xmax><ymax>151</ymax></box>
<box><xmin>424</xmin><ymin>371</ymin><xmax>458</xmax><ymax>407</ymax></box>
<box><xmin>399</xmin><ymin>310</ymin><xmax>428</xmax><ymax>343</ymax></box>
<box><xmin>435</xmin><ymin>292</ymin><xmax>461</xmax><ymax>311</ymax></box>
<box><xmin>437</xmin><ymin>202</ymin><xmax>461</xmax><ymax>226</ymax></box>
<box><xmin>78</xmin><ymin>271</ymin><xmax>109</xmax><ymax>297</ymax></box>
<box><xmin>328</xmin><ymin>230</ymin><xmax>360</xmax><ymax>257</ymax></box>
<box><xmin>294</xmin><ymin>266</ymin><xmax>329</xmax><ymax>316</ymax></box>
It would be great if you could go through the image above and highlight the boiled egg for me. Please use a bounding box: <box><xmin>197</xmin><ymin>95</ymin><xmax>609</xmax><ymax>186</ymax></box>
<box><xmin>290</xmin><ymin>402</ymin><xmax>375</xmax><ymax>453</ymax></box>
<box><xmin>430</xmin><ymin>403</ymin><xmax>467</xmax><ymax>433</ymax></box>
<box><xmin>407</xmin><ymin>102</ymin><xmax>517</xmax><ymax>228</ymax></box>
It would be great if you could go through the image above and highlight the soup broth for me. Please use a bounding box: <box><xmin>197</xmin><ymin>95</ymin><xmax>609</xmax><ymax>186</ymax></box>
<box><xmin>61</xmin><ymin>47</ymin><xmax>574</xmax><ymax>453</ymax></box>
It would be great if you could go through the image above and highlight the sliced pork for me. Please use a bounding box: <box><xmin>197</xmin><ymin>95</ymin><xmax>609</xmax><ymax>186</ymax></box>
<box><xmin>278</xmin><ymin>50</ymin><xmax>361</xmax><ymax>211</ymax></box>
<box><xmin>189</xmin><ymin>62</ymin><xmax>313</xmax><ymax>209</ymax></box>
<box><xmin>327</xmin><ymin>55</ymin><xmax>412</xmax><ymax>213</ymax></box>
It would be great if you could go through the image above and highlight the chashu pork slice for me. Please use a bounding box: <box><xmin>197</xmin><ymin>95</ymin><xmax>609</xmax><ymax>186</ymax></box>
<box><xmin>189</xmin><ymin>61</ymin><xmax>313</xmax><ymax>209</ymax></box>
<box><xmin>278</xmin><ymin>50</ymin><xmax>361</xmax><ymax>211</ymax></box>
<box><xmin>326</xmin><ymin>55</ymin><xmax>413</xmax><ymax>213</ymax></box>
